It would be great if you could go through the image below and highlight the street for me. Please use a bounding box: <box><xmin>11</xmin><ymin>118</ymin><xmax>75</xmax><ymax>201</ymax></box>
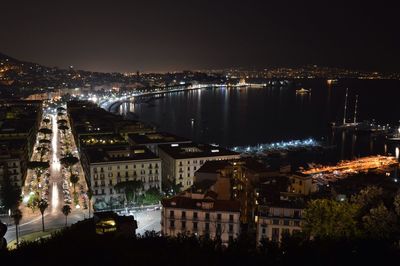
<box><xmin>3</xmin><ymin>106</ymin><xmax>161</xmax><ymax>245</ymax></box>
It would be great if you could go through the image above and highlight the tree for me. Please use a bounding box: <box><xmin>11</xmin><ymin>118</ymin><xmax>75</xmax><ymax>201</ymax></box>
<box><xmin>115</xmin><ymin>180</ymin><xmax>144</xmax><ymax>205</ymax></box>
<box><xmin>62</xmin><ymin>205</ymin><xmax>71</xmax><ymax>227</ymax></box>
<box><xmin>12</xmin><ymin>209</ymin><xmax>22</xmax><ymax>248</ymax></box>
<box><xmin>362</xmin><ymin>203</ymin><xmax>398</xmax><ymax>240</ymax></box>
<box><xmin>38</xmin><ymin>199</ymin><xmax>49</xmax><ymax>232</ymax></box>
<box><xmin>39</xmin><ymin>139</ymin><xmax>51</xmax><ymax>145</ymax></box>
<box><xmin>58</xmin><ymin>124</ymin><xmax>69</xmax><ymax>133</ymax></box>
<box><xmin>87</xmin><ymin>189</ymin><xmax>93</xmax><ymax>218</ymax></box>
<box><xmin>27</xmin><ymin>193</ymin><xmax>40</xmax><ymax>213</ymax></box>
<box><xmin>38</xmin><ymin>128</ymin><xmax>52</xmax><ymax>139</ymax></box>
<box><xmin>394</xmin><ymin>192</ymin><xmax>400</xmax><ymax>216</ymax></box>
<box><xmin>142</xmin><ymin>187</ymin><xmax>162</xmax><ymax>205</ymax></box>
<box><xmin>27</xmin><ymin>161</ymin><xmax>50</xmax><ymax>180</ymax></box>
<box><xmin>302</xmin><ymin>199</ymin><xmax>360</xmax><ymax>239</ymax></box>
<box><xmin>70</xmin><ymin>174</ymin><xmax>79</xmax><ymax>193</ymax></box>
<box><xmin>42</xmin><ymin>118</ymin><xmax>50</xmax><ymax>125</ymax></box>
<box><xmin>36</xmin><ymin>146</ymin><xmax>49</xmax><ymax>161</ymax></box>
<box><xmin>57</xmin><ymin>119</ymin><xmax>67</xmax><ymax>125</ymax></box>
<box><xmin>60</xmin><ymin>155</ymin><xmax>79</xmax><ymax>175</ymax></box>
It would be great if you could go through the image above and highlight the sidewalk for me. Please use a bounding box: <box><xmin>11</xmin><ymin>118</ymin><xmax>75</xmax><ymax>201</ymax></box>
<box><xmin>7</xmin><ymin>228</ymin><xmax>60</xmax><ymax>250</ymax></box>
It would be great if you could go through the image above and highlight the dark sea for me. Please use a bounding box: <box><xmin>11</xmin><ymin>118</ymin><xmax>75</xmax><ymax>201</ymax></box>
<box><xmin>119</xmin><ymin>79</ymin><xmax>400</xmax><ymax>163</ymax></box>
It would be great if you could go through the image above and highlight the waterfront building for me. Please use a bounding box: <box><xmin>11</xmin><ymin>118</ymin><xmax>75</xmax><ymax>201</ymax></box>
<box><xmin>158</xmin><ymin>143</ymin><xmax>240</xmax><ymax>190</ymax></box>
<box><xmin>80</xmin><ymin>145</ymin><xmax>161</xmax><ymax>209</ymax></box>
<box><xmin>67</xmin><ymin>101</ymin><xmax>153</xmax><ymax>151</ymax></box>
<box><xmin>161</xmin><ymin>191</ymin><xmax>241</xmax><ymax>244</ymax></box>
<box><xmin>127</xmin><ymin>132</ymin><xmax>191</xmax><ymax>155</ymax></box>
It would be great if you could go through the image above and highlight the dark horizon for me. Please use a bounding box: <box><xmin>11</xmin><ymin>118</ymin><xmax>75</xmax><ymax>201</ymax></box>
<box><xmin>1</xmin><ymin>1</ymin><xmax>399</xmax><ymax>73</ymax></box>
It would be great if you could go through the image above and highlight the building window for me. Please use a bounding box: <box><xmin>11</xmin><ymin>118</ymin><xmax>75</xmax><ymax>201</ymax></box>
<box><xmin>170</xmin><ymin>220</ymin><xmax>175</xmax><ymax>228</ymax></box>
<box><xmin>216</xmin><ymin>223</ymin><xmax>221</xmax><ymax>233</ymax></box>
<box><xmin>109</xmin><ymin>180</ymin><xmax>113</xmax><ymax>185</ymax></box>
<box><xmin>229</xmin><ymin>224</ymin><xmax>233</xmax><ymax>233</ymax></box>
<box><xmin>109</xmin><ymin>188</ymin><xmax>113</xmax><ymax>194</ymax></box>
<box><xmin>193</xmin><ymin>222</ymin><xmax>198</xmax><ymax>230</ymax></box>
<box><xmin>229</xmin><ymin>214</ymin><xmax>234</xmax><ymax>222</ymax></box>
<box><xmin>205</xmin><ymin>222</ymin><xmax>209</xmax><ymax>231</ymax></box>
<box><xmin>282</xmin><ymin>228</ymin><xmax>290</xmax><ymax>236</ymax></box>
<box><xmin>272</xmin><ymin>228</ymin><xmax>280</xmax><ymax>242</ymax></box>
<box><xmin>182</xmin><ymin>211</ymin><xmax>186</xmax><ymax>219</ymax></box>
<box><xmin>217</xmin><ymin>213</ymin><xmax>222</xmax><ymax>220</ymax></box>
<box><xmin>272</xmin><ymin>219</ymin><xmax>279</xmax><ymax>225</ymax></box>
<box><xmin>205</xmin><ymin>213</ymin><xmax>210</xmax><ymax>220</ymax></box>
<box><xmin>229</xmin><ymin>236</ymin><xmax>234</xmax><ymax>243</ymax></box>
<box><xmin>294</xmin><ymin>221</ymin><xmax>300</xmax><ymax>227</ymax></box>
<box><xmin>101</xmin><ymin>189</ymin><xmax>105</xmax><ymax>194</ymax></box>
<box><xmin>181</xmin><ymin>221</ymin><xmax>186</xmax><ymax>229</ymax></box>
<box><xmin>294</xmin><ymin>210</ymin><xmax>300</xmax><ymax>218</ymax></box>
<box><xmin>283</xmin><ymin>220</ymin><xmax>290</xmax><ymax>226</ymax></box>
<box><xmin>193</xmin><ymin>212</ymin><xmax>198</xmax><ymax>219</ymax></box>
<box><xmin>262</xmin><ymin>228</ymin><xmax>266</xmax><ymax>234</ymax></box>
<box><xmin>170</xmin><ymin>210</ymin><xmax>174</xmax><ymax>218</ymax></box>
<box><xmin>125</xmin><ymin>165</ymin><xmax>128</xmax><ymax>169</ymax></box>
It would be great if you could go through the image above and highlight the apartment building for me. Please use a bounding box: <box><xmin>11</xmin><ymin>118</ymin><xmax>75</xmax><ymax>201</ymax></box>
<box><xmin>161</xmin><ymin>192</ymin><xmax>241</xmax><ymax>244</ymax></box>
<box><xmin>81</xmin><ymin>145</ymin><xmax>161</xmax><ymax>209</ymax></box>
<box><xmin>0</xmin><ymin>140</ymin><xmax>29</xmax><ymax>188</ymax></box>
<box><xmin>127</xmin><ymin>132</ymin><xmax>191</xmax><ymax>155</ymax></box>
<box><xmin>256</xmin><ymin>201</ymin><xmax>304</xmax><ymax>243</ymax></box>
<box><xmin>158</xmin><ymin>143</ymin><xmax>240</xmax><ymax>190</ymax></box>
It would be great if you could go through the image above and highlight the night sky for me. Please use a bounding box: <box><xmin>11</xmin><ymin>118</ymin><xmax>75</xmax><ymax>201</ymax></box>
<box><xmin>1</xmin><ymin>1</ymin><xmax>399</xmax><ymax>73</ymax></box>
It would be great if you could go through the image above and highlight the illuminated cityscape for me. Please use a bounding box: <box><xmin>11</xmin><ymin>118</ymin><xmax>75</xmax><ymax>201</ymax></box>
<box><xmin>0</xmin><ymin>1</ymin><xmax>400</xmax><ymax>265</ymax></box>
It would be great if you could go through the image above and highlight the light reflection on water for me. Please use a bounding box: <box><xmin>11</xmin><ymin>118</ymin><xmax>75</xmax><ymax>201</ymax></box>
<box><xmin>120</xmin><ymin>79</ymin><xmax>400</xmax><ymax>162</ymax></box>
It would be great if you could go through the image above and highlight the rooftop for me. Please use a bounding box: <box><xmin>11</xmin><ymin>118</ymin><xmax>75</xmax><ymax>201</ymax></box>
<box><xmin>84</xmin><ymin>145</ymin><xmax>159</xmax><ymax>164</ymax></box>
<box><xmin>158</xmin><ymin>143</ymin><xmax>239</xmax><ymax>159</ymax></box>
<box><xmin>162</xmin><ymin>195</ymin><xmax>240</xmax><ymax>212</ymax></box>
<box><xmin>128</xmin><ymin>132</ymin><xmax>190</xmax><ymax>145</ymax></box>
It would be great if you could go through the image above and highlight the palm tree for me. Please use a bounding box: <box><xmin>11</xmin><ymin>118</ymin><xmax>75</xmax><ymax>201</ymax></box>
<box><xmin>115</xmin><ymin>180</ymin><xmax>144</xmax><ymax>205</ymax></box>
<box><xmin>38</xmin><ymin>199</ymin><xmax>48</xmax><ymax>232</ymax></box>
<box><xmin>70</xmin><ymin>174</ymin><xmax>79</xmax><ymax>193</ymax></box>
<box><xmin>62</xmin><ymin>205</ymin><xmax>71</xmax><ymax>227</ymax></box>
<box><xmin>12</xmin><ymin>209</ymin><xmax>22</xmax><ymax>248</ymax></box>
<box><xmin>38</xmin><ymin>128</ymin><xmax>52</xmax><ymax>139</ymax></box>
<box><xmin>87</xmin><ymin>189</ymin><xmax>93</xmax><ymax>218</ymax></box>
<box><xmin>60</xmin><ymin>155</ymin><xmax>79</xmax><ymax>176</ymax></box>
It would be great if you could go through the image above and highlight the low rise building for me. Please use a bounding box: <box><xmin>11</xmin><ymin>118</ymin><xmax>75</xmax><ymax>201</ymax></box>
<box><xmin>80</xmin><ymin>145</ymin><xmax>162</xmax><ymax>210</ymax></box>
<box><xmin>161</xmin><ymin>191</ymin><xmax>241</xmax><ymax>244</ymax></box>
<box><xmin>158</xmin><ymin>143</ymin><xmax>240</xmax><ymax>190</ymax></box>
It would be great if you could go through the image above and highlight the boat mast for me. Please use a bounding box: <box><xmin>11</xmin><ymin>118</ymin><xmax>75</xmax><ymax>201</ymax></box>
<box><xmin>353</xmin><ymin>94</ymin><xmax>358</xmax><ymax>124</ymax></box>
<box><xmin>343</xmin><ymin>88</ymin><xmax>348</xmax><ymax>125</ymax></box>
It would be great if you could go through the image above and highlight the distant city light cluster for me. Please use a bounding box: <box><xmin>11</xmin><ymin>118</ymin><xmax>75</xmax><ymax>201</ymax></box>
<box><xmin>232</xmin><ymin>138</ymin><xmax>319</xmax><ymax>153</ymax></box>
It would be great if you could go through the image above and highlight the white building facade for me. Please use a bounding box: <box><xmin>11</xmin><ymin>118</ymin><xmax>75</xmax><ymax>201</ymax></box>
<box><xmin>158</xmin><ymin>143</ymin><xmax>240</xmax><ymax>190</ymax></box>
<box><xmin>162</xmin><ymin>195</ymin><xmax>241</xmax><ymax>244</ymax></box>
<box><xmin>256</xmin><ymin>204</ymin><xmax>303</xmax><ymax>243</ymax></box>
